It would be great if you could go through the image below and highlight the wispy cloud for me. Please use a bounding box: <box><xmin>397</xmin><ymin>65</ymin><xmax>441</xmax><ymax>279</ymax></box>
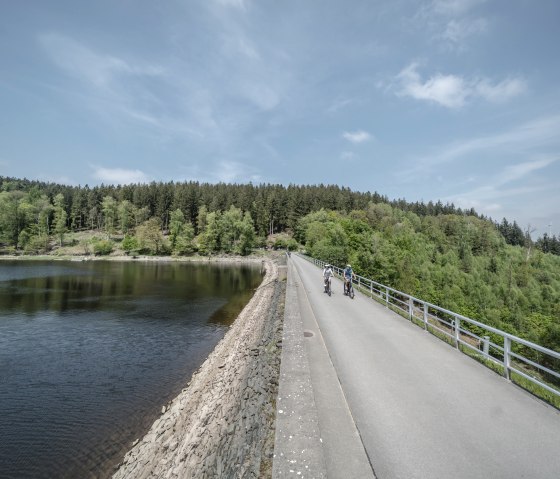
<box><xmin>475</xmin><ymin>77</ymin><xmax>527</xmax><ymax>103</ymax></box>
<box><xmin>414</xmin><ymin>0</ymin><xmax>489</xmax><ymax>50</ymax></box>
<box><xmin>343</xmin><ymin>130</ymin><xmax>372</xmax><ymax>143</ymax></box>
<box><xmin>217</xmin><ymin>160</ymin><xmax>261</xmax><ymax>183</ymax></box>
<box><xmin>92</xmin><ymin>166</ymin><xmax>150</xmax><ymax>184</ymax></box>
<box><xmin>429</xmin><ymin>0</ymin><xmax>488</xmax><ymax>16</ymax></box>
<box><xmin>394</xmin><ymin>63</ymin><xmax>526</xmax><ymax>108</ymax></box>
<box><xmin>327</xmin><ymin>98</ymin><xmax>354</xmax><ymax>114</ymax></box>
<box><xmin>502</xmin><ymin>157</ymin><xmax>558</xmax><ymax>184</ymax></box>
<box><xmin>39</xmin><ymin>33</ymin><xmax>163</xmax><ymax>89</ymax></box>
<box><xmin>215</xmin><ymin>0</ymin><xmax>249</xmax><ymax>9</ymax></box>
<box><xmin>442</xmin><ymin>157</ymin><xmax>558</xmax><ymax>218</ymax></box>
<box><xmin>421</xmin><ymin>115</ymin><xmax>560</xmax><ymax>169</ymax></box>
<box><xmin>341</xmin><ymin>151</ymin><xmax>355</xmax><ymax>161</ymax></box>
<box><xmin>180</xmin><ymin>160</ymin><xmax>261</xmax><ymax>184</ymax></box>
<box><xmin>38</xmin><ymin>32</ymin><xmax>205</xmax><ymax>139</ymax></box>
<box><xmin>439</xmin><ymin>17</ymin><xmax>488</xmax><ymax>47</ymax></box>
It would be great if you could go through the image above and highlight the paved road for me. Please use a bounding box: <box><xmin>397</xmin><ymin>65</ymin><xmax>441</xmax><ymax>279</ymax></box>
<box><xmin>291</xmin><ymin>254</ymin><xmax>560</xmax><ymax>479</ymax></box>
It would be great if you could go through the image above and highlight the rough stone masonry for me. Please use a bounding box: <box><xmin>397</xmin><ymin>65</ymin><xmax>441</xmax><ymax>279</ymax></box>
<box><xmin>112</xmin><ymin>257</ymin><xmax>285</xmax><ymax>479</ymax></box>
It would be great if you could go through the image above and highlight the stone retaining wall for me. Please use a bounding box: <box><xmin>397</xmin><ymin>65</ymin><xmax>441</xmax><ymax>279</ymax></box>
<box><xmin>112</xmin><ymin>258</ymin><xmax>284</xmax><ymax>479</ymax></box>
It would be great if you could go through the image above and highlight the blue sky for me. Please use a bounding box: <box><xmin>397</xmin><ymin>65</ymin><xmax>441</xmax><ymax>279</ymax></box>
<box><xmin>1</xmin><ymin>0</ymin><xmax>559</xmax><ymax>236</ymax></box>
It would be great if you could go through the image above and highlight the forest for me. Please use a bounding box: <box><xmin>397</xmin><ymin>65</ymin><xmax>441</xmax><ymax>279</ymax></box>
<box><xmin>0</xmin><ymin>176</ymin><xmax>559</xmax><ymax>356</ymax></box>
<box><xmin>2</xmin><ymin>175</ymin><xmax>555</xmax><ymax>249</ymax></box>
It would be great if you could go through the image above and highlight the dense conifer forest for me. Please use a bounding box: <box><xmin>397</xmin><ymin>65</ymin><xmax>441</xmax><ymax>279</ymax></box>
<box><xmin>1</xmin><ymin>176</ymin><xmax>559</xmax><ymax>359</ymax></box>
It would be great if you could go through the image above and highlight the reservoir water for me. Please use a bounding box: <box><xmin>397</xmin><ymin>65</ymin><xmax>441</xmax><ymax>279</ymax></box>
<box><xmin>0</xmin><ymin>259</ymin><xmax>263</xmax><ymax>479</ymax></box>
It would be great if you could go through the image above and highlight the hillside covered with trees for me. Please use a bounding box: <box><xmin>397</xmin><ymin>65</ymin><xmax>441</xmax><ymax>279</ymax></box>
<box><xmin>2</xmin><ymin>175</ymin><xmax>553</xmax><ymax>252</ymax></box>
<box><xmin>299</xmin><ymin>206</ymin><xmax>560</xmax><ymax>353</ymax></box>
<box><xmin>0</xmin><ymin>176</ymin><xmax>559</xmax><ymax>356</ymax></box>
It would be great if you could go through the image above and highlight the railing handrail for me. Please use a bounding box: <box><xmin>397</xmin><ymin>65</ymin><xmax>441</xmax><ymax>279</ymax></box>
<box><xmin>356</xmin><ymin>273</ymin><xmax>559</xmax><ymax>356</ymax></box>
<box><xmin>299</xmin><ymin>253</ymin><xmax>560</xmax><ymax>401</ymax></box>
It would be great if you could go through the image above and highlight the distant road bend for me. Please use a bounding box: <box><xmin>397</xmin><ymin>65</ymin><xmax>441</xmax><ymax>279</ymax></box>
<box><xmin>285</xmin><ymin>254</ymin><xmax>560</xmax><ymax>479</ymax></box>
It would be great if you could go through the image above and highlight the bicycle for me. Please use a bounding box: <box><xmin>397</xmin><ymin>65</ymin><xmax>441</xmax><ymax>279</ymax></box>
<box><xmin>324</xmin><ymin>276</ymin><xmax>332</xmax><ymax>296</ymax></box>
<box><xmin>343</xmin><ymin>277</ymin><xmax>355</xmax><ymax>299</ymax></box>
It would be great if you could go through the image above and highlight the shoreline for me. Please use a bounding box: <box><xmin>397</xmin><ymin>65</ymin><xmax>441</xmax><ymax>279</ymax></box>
<box><xmin>110</xmin><ymin>255</ymin><xmax>284</xmax><ymax>478</ymax></box>
<box><xmin>0</xmin><ymin>252</ymin><xmax>269</xmax><ymax>264</ymax></box>
<box><xmin>1</xmin><ymin>252</ymin><xmax>284</xmax><ymax>478</ymax></box>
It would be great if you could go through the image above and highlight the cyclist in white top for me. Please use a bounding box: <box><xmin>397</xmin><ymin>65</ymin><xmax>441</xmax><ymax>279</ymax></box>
<box><xmin>323</xmin><ymin>264</ymin><xmax>334</xmax><ymax>294</ymax></box>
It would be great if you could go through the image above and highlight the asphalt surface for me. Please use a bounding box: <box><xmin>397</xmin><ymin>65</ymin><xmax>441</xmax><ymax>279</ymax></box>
<box><xmin>290</xmin><ymin>254</ymin><xmax>560</xmax><ymax>479</ymax></box>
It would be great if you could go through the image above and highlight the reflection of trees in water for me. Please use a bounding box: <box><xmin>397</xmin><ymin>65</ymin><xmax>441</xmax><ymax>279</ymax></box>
<box><xmin>0</xmin><ymin>261</ymin><xmax>263</xmax><ymax>316</ymax></box>
<box><xmin>207</xmin><ymin>287</ymin><xmax>257</xmax><ymax>326</ymax></box>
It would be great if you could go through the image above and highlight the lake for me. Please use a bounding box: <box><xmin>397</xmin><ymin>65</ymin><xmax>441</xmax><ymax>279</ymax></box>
<box><xmin>0</xmin><ymin>259</ymin><xmax>263</xmax><ymax>479</ymax></box>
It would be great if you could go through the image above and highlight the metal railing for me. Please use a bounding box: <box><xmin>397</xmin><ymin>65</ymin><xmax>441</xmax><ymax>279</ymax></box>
<box><xmin>301</xmin><ymin>254</ymin><xmax>560</xmax><ymax>403</ymax></box>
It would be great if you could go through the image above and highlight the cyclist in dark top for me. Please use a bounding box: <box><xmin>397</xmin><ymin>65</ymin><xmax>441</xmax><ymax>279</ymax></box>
<box><xmin>343</xmin><ymin>264</ymin><xmax>355</xmax><ymax>295</ymax></box>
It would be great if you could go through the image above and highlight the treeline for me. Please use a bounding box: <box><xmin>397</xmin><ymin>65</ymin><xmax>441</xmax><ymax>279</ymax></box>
<box><xmin>298</xmin><ymin>205</ymin><xmax>560</xmax><ymax>359</ymax></box>
<box><xmin>0</xmin><ymin>176</ymin><xmax>555</xmax><ymax>255</ymax></box>
<box><xmin>0</xmin><ymin>175</ymin><xmax>532</xmax><ymax>245</ymax></box>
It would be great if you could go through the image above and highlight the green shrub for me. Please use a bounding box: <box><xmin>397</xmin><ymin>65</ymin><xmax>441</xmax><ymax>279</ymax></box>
<box><xmin>121</xmin><ymin>234</ymin><xmax>139</xmax><ymax>254</ymax></box>
<box><xmin>93</xmin><ymin>239</ymin><xmax>114</xmax><ymax>256</ymax></box>
<box><xmin>24</xmin><ymin>235</ymin><xmax>50</xmax><ymax>254</ymax></box>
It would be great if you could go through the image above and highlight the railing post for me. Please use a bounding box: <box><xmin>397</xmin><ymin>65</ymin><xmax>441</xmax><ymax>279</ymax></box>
<box><xmin>370</xmin><ymin>281</ymin><xmax>373</xmax><ymax>298</ymax></box>
<box><xmin>504</xmin><ymin>337</ymin><xmax>511</xmax><ymax>381</ymax></box>
<box><xmin>454</xmin><ymin>318</ymin><xmax>461</xmax><ymax>349</ymax></box>
<box><xmin>408</xmin><ymin>297</ymin><xmax>413</xmax><ymax>320</ymax></box>
<box><xmin>385</xmin><ymin>287</ymin><xmax>389</xmax><ymax>307</ymax></box>
<box><xmin>423</xmin><ymin>303</ymin><xmax>428</xmax><ymax>330</ymax></box>
<box><xmin>482</xmin><ymin>336</ymin><xmax>490</xmax><ymax>356</ymax></box>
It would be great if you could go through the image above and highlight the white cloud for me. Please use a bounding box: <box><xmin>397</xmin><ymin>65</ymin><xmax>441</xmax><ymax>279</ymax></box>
<box><xmin>394</xmin><ymin>63</ymin><xmax>526</xmax><ymax>108</ymax></box>
<box><xmin>341</xmin><ymin>151</ymin><xmax>355</xmax><ymax>161</ymax></box>
<box><xmin>396</xmin><ymin>63</ymin><xmax>468</xmax><ymax>108</ymax></box>
<box><xmin>342</xmin><ymin>130</ymin><xmax>372</xmax><ymax>143</ymax></box>
<box><xmin>92</xmin><ymin>166</ymin><xmax>150</xmax><ymax>185</ymax></box>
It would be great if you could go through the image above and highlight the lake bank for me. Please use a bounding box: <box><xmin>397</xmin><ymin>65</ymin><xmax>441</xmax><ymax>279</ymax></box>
<box><xmin>110</xmin><ymin>256</ymin><xmax>284</xmax><ymax>478</ymax></box>
<box><xmin>0</xmin><ymin>254</ymin><xmax>280</xmax><ymax>478</ymax></box>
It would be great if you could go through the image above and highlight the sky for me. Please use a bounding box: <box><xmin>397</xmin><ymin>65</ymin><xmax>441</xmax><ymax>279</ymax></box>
<box><xmin>1</xmin><ymin>0</ymin><xmax>560</xmax><ymax>237</ymax></box>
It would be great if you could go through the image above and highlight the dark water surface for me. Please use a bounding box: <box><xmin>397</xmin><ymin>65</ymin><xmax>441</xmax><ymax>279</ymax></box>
<box><xmin>0</xmin><ymin>259</ymin><xmax>263</xmax><ymax>479</ymax></box>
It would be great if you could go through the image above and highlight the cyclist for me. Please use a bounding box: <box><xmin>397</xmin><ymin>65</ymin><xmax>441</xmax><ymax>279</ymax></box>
<box><xmin>343</xmin><ymin>264</ymin><xmax>355</xmax><ymax>295</ymax></box>
<box><xmin>323</xmin><ymin>263</ymin><xmax>334</xmax><ymax>293</ymax></box>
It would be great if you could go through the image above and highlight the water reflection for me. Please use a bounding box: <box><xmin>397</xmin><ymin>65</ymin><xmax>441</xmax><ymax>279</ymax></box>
<box><xmin>0</xmin><ymin>261</ymin><xmax>261</xmax><ymax>322</ymax></box>
<box><xmin>0</xmin><ymin>260</ymin><xmax>263</xmax><ymax>479</ymax></box>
